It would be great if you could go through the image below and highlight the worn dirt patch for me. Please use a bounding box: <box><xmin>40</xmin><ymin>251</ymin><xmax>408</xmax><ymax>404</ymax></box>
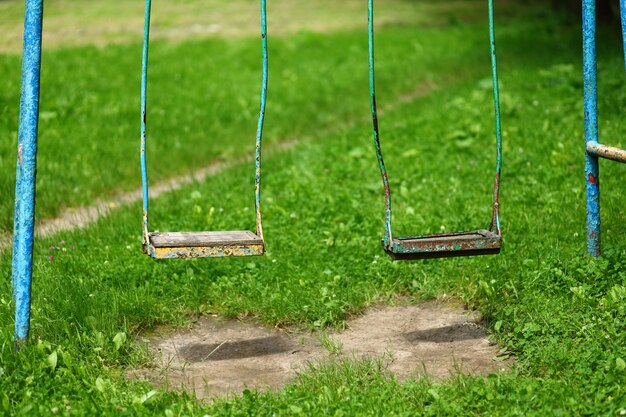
<box><xmin>128</xmin><ymin>301</ymin><xmax>511</xmax><ymax>399</ymax></box>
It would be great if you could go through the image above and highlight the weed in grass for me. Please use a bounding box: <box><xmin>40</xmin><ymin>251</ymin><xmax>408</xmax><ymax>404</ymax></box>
<box><xmin>318</xmin><ymin>331</ymin><xmax>343</xmax><ymax>355</ymax></box>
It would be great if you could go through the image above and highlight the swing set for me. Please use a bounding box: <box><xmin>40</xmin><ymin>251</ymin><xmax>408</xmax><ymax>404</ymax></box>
<box><xmin>368</xmin><ymin>0</ymin><xmax>502</xmax><ymax>260</ymax></box>
<box><xmin>138</xmin><ymin>0</ymin><xmax>503</xmax><ymax>261</ymax></box>
<box><xmin>139</xmin><ymin>0</ymin><xmax>268</xmax><ymax>259</ymax></box>
<box><xmin>10</xmin><ymin>0</ymin><xmax>623</xmax><ymax>347</ymax></box>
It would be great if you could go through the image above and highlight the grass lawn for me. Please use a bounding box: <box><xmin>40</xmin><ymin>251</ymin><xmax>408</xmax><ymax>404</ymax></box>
<box><xmin>1</xmin><ymin>0</ymin><xmax>626</xmax><ymax>416</ymax></box>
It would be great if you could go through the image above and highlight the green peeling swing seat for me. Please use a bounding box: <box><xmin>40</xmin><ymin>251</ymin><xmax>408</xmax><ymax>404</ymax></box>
<box><xmin>367</xmin><ymin>0</ymin><xmax>503</xmax><ymax>260</ymax></box>
<box><xmin>139</xmin><ymin>0</ymin><xmax>269</xmax><ymax>259</ymax></box>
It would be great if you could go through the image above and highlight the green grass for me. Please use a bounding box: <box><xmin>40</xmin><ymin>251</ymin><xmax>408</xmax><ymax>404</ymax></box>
<box><xmin>1</xmin><ymin>2</ymin><xmax>626</xmax><ymax>416</ymax></box>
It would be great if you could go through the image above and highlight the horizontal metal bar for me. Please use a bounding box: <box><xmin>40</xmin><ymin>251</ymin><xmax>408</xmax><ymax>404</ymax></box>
<box><xmin>586</xmin><ymin>141</ymin><xmax>626</xmax><ymax>164</ymax></box>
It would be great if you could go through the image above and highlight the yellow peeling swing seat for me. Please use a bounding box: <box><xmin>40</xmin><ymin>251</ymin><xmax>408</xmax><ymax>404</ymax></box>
<box><xmin>143</xmin><ymin>231</ymin><xmax>265</xmax><ymax>259</ymax></box>
<box><xmin>138</xmin><ymin>0</ymin><xmax>269</xmax><ymax>259</ymax></box>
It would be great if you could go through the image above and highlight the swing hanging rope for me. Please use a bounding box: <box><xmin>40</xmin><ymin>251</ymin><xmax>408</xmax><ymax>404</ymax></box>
<box><xmin>368</xmin><ymin>0</ymin><xmax>503</xmax><ymax>260</ymax></box>
<box><xmin>139</xmin><ymin>0</ymin><xmax>268</xmax><ymax>259</ymax></box>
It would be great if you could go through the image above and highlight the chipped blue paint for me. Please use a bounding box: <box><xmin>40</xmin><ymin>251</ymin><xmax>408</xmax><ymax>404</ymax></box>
<box><xmin>255</xmin><ymin>0</ymin><xmax>268</xmax><ymax>239</ymax></box>
<box><xmin>582</xmin><ymin>0</ymin><xmax>600</xmax><ymax>257</ymax></box>
<box><xmin>582</xmin><ymin>0</ymin><xmax>626</xmax><ymax>256</ymax></box>
<box><xmin>12</xmin><ymin>112</ymin><xmax>24</xmax><ymax>307</ymax></box>
<box><xmin>12</xmin><ymin>0</ymin><xmax>44</xmax><ymax>346</ymax></box>
<box><xmin>586</xmin><ymin>141</ymin><xmax>626</xmax><ymax>163</ymax></box>
<box><xmin>619</xmin><ymin>0</ymin><xmax>626</xmax><ymax>68</ymax></box>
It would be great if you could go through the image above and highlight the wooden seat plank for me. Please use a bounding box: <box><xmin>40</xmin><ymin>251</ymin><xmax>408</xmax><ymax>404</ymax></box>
<box><xmin>143</xmin><ymin>230</ymin><xmax>265</xmax><ymax>259</ymax></box>
<box><xmin>150</xmin><ymin>231</ymin><xmax>262</xmax><ymax>248</ymax></box>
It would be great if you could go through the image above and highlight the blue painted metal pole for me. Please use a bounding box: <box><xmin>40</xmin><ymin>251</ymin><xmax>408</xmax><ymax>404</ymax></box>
<box><xmin>619</xmin><ymin>0</ymin><xmax>626</xmax><ymax>68</ymax></box>
<box><xmin>255</xmin><ymin>0</ymin><xmax>268</xmax><ymax>239</ymax></box>
<box><xmin>13</xmin><ymin>0</ymin><xmax>44</xmax><ymax>345</ymax></box>
<box><xmin>140</xmin><ymin>0</ymin><xmax>151</xmax><ymax>245</ymax></box>
<box><xmin>582</xmin><ymin>0</ymin><xmax>601</xmax><ymax>257</ymax></box>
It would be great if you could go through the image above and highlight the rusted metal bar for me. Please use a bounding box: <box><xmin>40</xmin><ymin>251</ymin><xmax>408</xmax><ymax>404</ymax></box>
<box><xmin>586</xmin><ymin>141</ymin><xmax>626</xmax><ymax>163</ymax></box>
